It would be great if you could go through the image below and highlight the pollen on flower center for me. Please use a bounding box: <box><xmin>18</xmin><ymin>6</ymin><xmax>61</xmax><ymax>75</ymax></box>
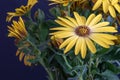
<box><xmin>75</xmin><ymin>26</ymin><xmax>90</xmax><ymax>37</ymax></box>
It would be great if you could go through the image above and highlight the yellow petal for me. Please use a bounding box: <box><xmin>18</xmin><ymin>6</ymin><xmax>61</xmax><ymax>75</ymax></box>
<box><xmin>19</xmin><ymin>52</ymin><xmax>25</xmax><ymax>61</ymax></box>
<box><xmin>91</xmin><ymin>34</ymin><xmax>115</xmax><ymax>45</ymax></box>
<box><xmin>55</xmin><ymin>20</ymin><xmax>70</xmax><ymax>27</ymax></box>
<box><xmin>103</xmin><ymin>0</ymin><xmax>109</xmax><ymax>13</ymax></box>
<box><xmin>89</xmin><ymin>14</ymin><xmax>102</xmax><ymax>27</ymax></box>
<box><xmin>91</xmin><ymin>33</ymin><xmax>117</xmax><ymax>40</ymax></box>
<box><xmin>85</xmin><ymin>38</ymin><xmax>96</xmax><ymax>54</ymax></box>
<box><xmin>50</xmin><ymin>27</ymin><xmax>73</xmax><ymax>31</ymax></box>
<box><xmin>58</xmin><ymin>17</ymin><xmax>76</xmax><ymax>27</ymax></box>
<box><xmin>92</xmin><ymin>0</ymin><xmax>102</xmax><ymax>10</ymax></box>
<box><xmin>75</xmin><ymin>37</ymin><xmax>82</xmax><ymax>55</ymax></box>
<box><xmin>16</xmin><ymin>50</ymin><xmax>20</xmax><ymax>56</ymax></box>
<box><xmin>50</xmin><ymin>31</ymin><xmax>73</xmax><ymax>35</ymax></box>
<box><xmin>111</xmin><ymin>0</ymin><xmax>118</xmax><ymax>5</ymax></box>
<box><xmin>74</xmin><ymin>12</ymin><xmax>85</xmax><ymax>25</ymax></box>
<box><xmin>86</xmin><ymin>14</ymin><xmax>95</xmax><ymax>26</ymax></box>
<box><xmin>109</xmin><ymin>5</ymin><xmax>116</xmax><ymax>18</ymax></box>
<box><xmin>81</xmin><ymin>38</ymin><xmax>87</xmax><ymax>59</ymax></box>
<box><xmin>89</xmin><ymin>34</ymin><xmax>110</xmax><ymax>48</ymax></box>
<box><xmin>59</xmin><ymin>36</ymin><xmax>76</xmax><ymax>49</ymax></box>
<box><xmin>66</xmin><ymin>16</ymin><xmax>78</xmax><ymax>26</ymax></box>
<box><xmin>64</xmin><ymin>36</ymin><xmax>78</xmax><ymax>53</ymax></box>
<box><xmin>53</xmin><ymin>32</ymin><xmax>74</xmax><ymax>38</ymax></box>
<box><xmin>81</xmin><ymin>16</ymin><xmax>86</xmax><ymax>24</ymax></box>
<box><xmin>114</xmin><ymin>4</ymin><xmax>120</xmax><ymax>13</ymax></box>
<box><xmin>92</xmin><ymin>26</ymin><xmax>117</xmax><ymax>32</ymax></box>
<box><xmin>91</xmin><ymin>22</ymin><xmax>109</xmax><ymax>28</ymax></box>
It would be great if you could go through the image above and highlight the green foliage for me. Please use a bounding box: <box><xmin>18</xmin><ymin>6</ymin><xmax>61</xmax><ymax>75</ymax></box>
<box><xmin>7</xmin><ymin>1</ymin><xmax>120</xmax><ymax>80</ymax></box>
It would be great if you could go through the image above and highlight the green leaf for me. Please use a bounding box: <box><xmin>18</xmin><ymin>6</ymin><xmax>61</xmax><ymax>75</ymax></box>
<box><xmin>49</xmin><ymin>7</ymin><xmax>61</xmax><ymax>17</ymax></box>
<box><xmin>101</xmin><ymin>70</ymin><xmax>120</xmax><ymax>80</ymax></box>
<box><xmin>103</xmin><ymin>62</ymin><xmax>120</xmax><ymax>74</ymax></box>
<box><xmin>34</xmin><ymin>9</ymin><xmax>45</xmax><ymax>23</ymax></box>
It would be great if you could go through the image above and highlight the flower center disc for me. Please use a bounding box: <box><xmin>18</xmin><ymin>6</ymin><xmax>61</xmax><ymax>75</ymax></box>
<box><xmin>75</xmin><ymin>26</ymin><xmax>90</xmax><ymax>37</ymax></box>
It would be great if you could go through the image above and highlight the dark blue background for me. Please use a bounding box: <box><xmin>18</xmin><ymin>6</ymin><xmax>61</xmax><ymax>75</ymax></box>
<box><xmin>0</xmin><ymin>0</ymin><xmax>50</xmax><ymax>80</ymax></box>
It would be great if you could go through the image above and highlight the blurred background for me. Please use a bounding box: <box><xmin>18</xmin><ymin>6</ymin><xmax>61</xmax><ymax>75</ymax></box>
<box><xmin>0</xmin><ymin>0</ymin><xmax>50</xmax><ymax>80</ymax></box>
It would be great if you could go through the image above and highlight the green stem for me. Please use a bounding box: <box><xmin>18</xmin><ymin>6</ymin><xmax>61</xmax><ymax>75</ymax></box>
<box><xmin>26</xmin><ymin>39</ymin><xmax>41</xmax><ymax>55</ymax></box>
<box><xmin>27</xmin><ymin>39</ymin><xmax>54</xmax><ymax>80</ymax></box>
<box><xmin>39</xmin><ymin>59</ymin><xmax>54</xmax><ymax>80</ymax></box>
<box><xmin>62</xmin><ymin>54</ymin><xmax>72</xmax><ymax>69</ymax></box>
<box><xmin>88</xmin><ymin>55</ymin><xmax>93</xmax><ymax>80</ymax></box>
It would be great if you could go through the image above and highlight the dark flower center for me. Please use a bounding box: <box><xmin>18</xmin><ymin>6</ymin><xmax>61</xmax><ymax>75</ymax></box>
<box><xmin>75</xmin><ymin>26</ymin><xmax>90</xmax><ymax>37</ymax></box>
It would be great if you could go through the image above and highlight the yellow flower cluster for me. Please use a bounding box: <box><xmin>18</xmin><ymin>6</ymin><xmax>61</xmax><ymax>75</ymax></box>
<box><xmin>49</xmin><ymin>0</ymin><xmax>86</xmax><ymax>6</ymax></box>
<box><xmin>6</xmin><ymin>0</ymin><xmax>38</xmax><ymax>22</ymax></box>
<box><xmin>92</xmin><ymin>0</ymin><xmax>120</xmax><ymax>18</ymax></box>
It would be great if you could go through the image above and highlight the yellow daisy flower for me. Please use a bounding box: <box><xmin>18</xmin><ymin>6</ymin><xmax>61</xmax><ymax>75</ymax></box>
<box><xmin>49</xmin><ymin>0</ymin><xmax>83</xmax><ymax>6</ymax></box>
<box><xmin>50</xmin><ymin>12</ymin><xmax>117</xmax><ymax>59</ymax></box>
<box><xmin>8</xmin><ymin>17</ymin><xmax>27</xmax><ymax>41</ymax></box>
<box><xmin>92</xmin><ymin>0</ymin><xmax>120</xmax><ymax>18</ymax></box>
<box><xmin>6</xmin><ymin>0</ymin><xmax>38</xmax><ymax>22</ymax></box>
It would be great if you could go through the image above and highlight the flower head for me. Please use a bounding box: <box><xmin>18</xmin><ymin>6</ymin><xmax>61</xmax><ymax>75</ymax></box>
<box><xmin>6</xmin><ymin>0</ymin><xmax>38</xmax><ymax>22</ymax></box>
<box><xmin>50</xmin><ymin>12</ymin><xmax>117</xmax><ymax>59</ymax></box>
<box><xmin>51</xmin><ymin>35</ymin><xmax>63</xmax><ymax>48</ymax></box>
<box><xmin>92</xmin><ymin>0</ymin><xmax>120</xmax><ymax>18</ymax></box>
<box><xmin>16</xmin><ymin>49</ymin><xmax>35</xmax><ymax>66</ymax></box>
<box><xmin>49</xmin><ymin>0</ymin><xmax>84</xmax><ymax>6</ymax></box>
<box><xmin>8</xmin><ymin>17</ymin><xmax>27</xmax><ymax>41</ymax></box>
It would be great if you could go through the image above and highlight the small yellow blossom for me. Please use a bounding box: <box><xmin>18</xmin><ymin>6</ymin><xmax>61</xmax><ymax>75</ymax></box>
<box><xmin>16</xmin><ymin>49</ymin><xmax>35</xmax><ymax>66</ymax></box>
<box><xmin>49</xmin><ymin>0</ymin><xmax>84</xmax><ymax>6</ymax></box>
<box><xmin>6</xmin><ymin>0</ymin><xmax>38</xmax><ymax>22</ymax></box>
<box><xmin>92</xmin><ymin>0</ymin><xmax>120</xmax><ymax>18</ymax></box>
<box><xmin>8</xmin><ymin>17</ymin><xmax>27</xmax><ymax>41</ymax></box>
<box><xmin>50</xmin><ymin>12</ymin><xmax>117</xmax><ymax>59</ymax></box>
<box><xmin>51</xmin><ymin>35</ymin><xmax>63</xmax><ymax>48</ymax></box>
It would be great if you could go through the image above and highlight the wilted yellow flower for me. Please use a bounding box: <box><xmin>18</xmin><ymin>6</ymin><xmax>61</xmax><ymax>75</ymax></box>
<box><xmin>92</xmin><ymin>0</ymin><xmax>120</xmax><ymax>18</ymax></box>
<box><xmin>71</xmin><ymin>0</ymin><xmax>87</xmax><ymax>10</ymax></box>
<box><xmin>51</xmin><ymin>35</ymin><xmax>63</xmax><ymax>48</ymax></box>
<box><xmin>16</xmin><ymin>49</ymin><xmax>35</xmax><ymax>66</ymax></box>
<box><xmin>50</xmin><ymin>12</ymin><xmax>117</xmax><ymax>59</ymax></box>
<box><xmin>113</xmin><ymin>34</ymin><xmax>120</xmax><ymax>45</ymax></box>
<box><xmin>6</xmin><ymin>0</ymin><xmax>38</xmax><ymax>22</ymax></box>
<box><xmin>8</xmin><ymin>17</ymin><xmax>27</xmax><ymax>41</ymax></box>
<box><xmin>49</xmin><ymin>0</ymin><xmax>84</xmax><ymax>6</ymax></box>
